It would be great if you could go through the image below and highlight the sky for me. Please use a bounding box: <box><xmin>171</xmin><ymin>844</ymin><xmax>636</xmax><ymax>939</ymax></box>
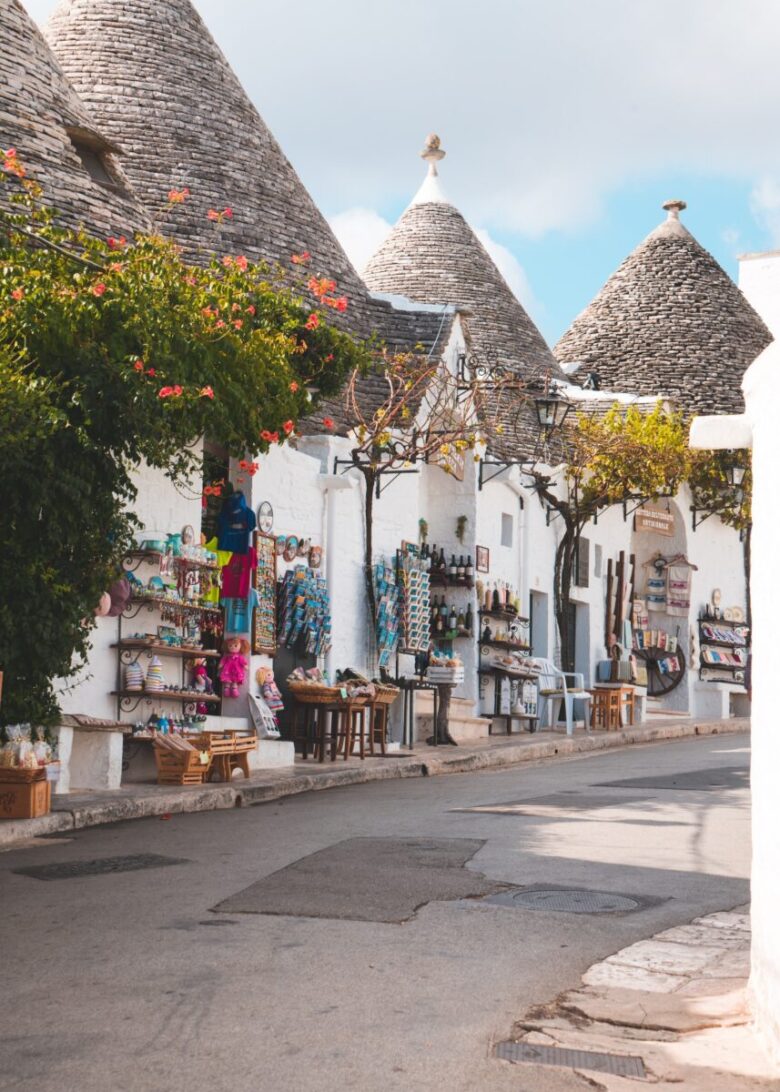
<box><xmin>24</xmin><ymin>0</ymin><xmax>780</xmax><ymax>344</ymax></box>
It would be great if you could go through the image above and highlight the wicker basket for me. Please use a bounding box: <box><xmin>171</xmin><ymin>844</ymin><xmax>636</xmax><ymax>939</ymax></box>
<box><xmin>287</xmin><ymin>681</ymin><xmax>343</xmax><ymax>704</ymax></box>
<box><xmin>0</xmin><ymin>765</ymin><xmax>46</xmax><ymax>784</ymax></box>
<box><xmin>372</xmin><ymin>684</ymin><xmax>400</xmax><ymax>706</ymax></box>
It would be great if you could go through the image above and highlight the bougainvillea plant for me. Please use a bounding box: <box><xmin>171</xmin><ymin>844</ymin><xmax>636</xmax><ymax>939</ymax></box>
<box><xmin>0</xmin><ymin>151</ymin><xmax>370</xmax><ymax>723</ymax></box>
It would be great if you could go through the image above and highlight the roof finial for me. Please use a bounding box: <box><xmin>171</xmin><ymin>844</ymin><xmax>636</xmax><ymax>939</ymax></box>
<box><xmin>421</xmin><ymin>133</ymin><xmax>445</xmax><ymax>177</ymax></box>
<box><xmin>662</xmin><ymin>199</ymin><xmax>687</xmax><ymax>221</ymax></box>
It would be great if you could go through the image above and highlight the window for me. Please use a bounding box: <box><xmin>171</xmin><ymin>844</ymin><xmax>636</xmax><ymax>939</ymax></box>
<box><xmin>67</xmin><ymin>128</ymin><xmax>123</xmax><ymax>191</ymax></box>
<box><xmin>501</xmin><ymin>513</ymin><xmax>513</xmax><ymax>548</ymax></box>
<box><xmin>575</xmin><ymin>536</ymin><xmax>590</xmax><ymax>588</ymax></box>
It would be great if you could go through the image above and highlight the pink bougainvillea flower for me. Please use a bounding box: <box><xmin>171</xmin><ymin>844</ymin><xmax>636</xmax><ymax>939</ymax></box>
<box><xmin>109</xmin><ymin>262</ymin><xmax>124</xmax><ymax>273</ymax></box>
<box><xmin>305</xmin><ymin>313</ymin><xmax>319</xmax><ymax>331</ymax></box>
<box><xmin>133</xmin><ymin>360</ymin><xmax>144</xmax><ymax>372</ymax></box>
<box><xmin>201</xmin><ymin>306</ymin><xmax>216</xmax><ymax>319</ymax></box>
<box><xmin>168</xmin><ymin>187</ymin><xmax>190</xmax><ymax>204</ymax></box>
<box><xmin>184</xmin><ymin>275</ymin><xmax>197</xmax><ymax>287</ymax></box>
<box><xmin>269</xmin><ymin>431</ymin><xmax>279</xmax><ymax>443</ymax></box>
<box><xmin>289</xmin><ymin>381</ymin><xmax>299</xmax><ymax>393</ymax></box>
<box><xmin>207</xmin><ymin>209</ymin><xmax>220</xmax><ymax>222</ymax></box>
<box><xmin>260</xmin><ymin>429</ymin><xmax>273</xmax><ymax>442</ymax></box>
<box><xmin>172</xmin><ymin>385</ymin><xmax>183</xmax><ymax>396</ymax></box>
<box><xmin>291</xmin><ymin>251</ymin><xmax>311</xmax><ymax>265</ymax></box>
<box><xmin>158</xmin><ymin>386</ymin><xmax>174</xmax><ymax>399</ymax></box>
<box><xmin>215</xmin><ymin>319</ymin><xmax>226</xmax><ymax>329</ymax></box>
<box><xmin>233</xmin><ymin>319</ymin><xmax>243</xmax><ymax>330</ymax></box>
<box><xmin>325</xmin><ymin>353</ymin><xmax>334</xmax><ymax>363</ymax></box>
<box><xmin>231</xmin><ymin>302</ymin><xmax>240</xmax><ymax>312</ymax></box>
<box><xmin>92</xmin><ymin>283</ymin><xmax>107</xmax><ymax>297</ymax></box>
<box><xmin>222</xmin><ymin>255</ymin><xmax>233</xmax><ymax>268</ymax></box>
<box><xmin>223</xmin><ymin>207</ymin><xmax>233</xmax><ymax>219</ymax></box>
<box><xmin>2</xmin><ymin>147</ymin><xmax>26</xmax><ymax>178</ymax></box>
<box><xmin>323</xmin><ymin>417</ymin><xmax>335</xmax><ymax>430</ymax></box>
<box><xmin>146</xmin><ymin>367</ymin><xmax>156</xmax><ymax>377</ymax></box>
<box><xmin>11</xmin><ymin>287</ymin><xmax>24</xmax><ymax>301</ymax></box>
<box><xmin>246</xmin><ymin>304</ymin><xmax>256</xmax><ymax>316</ymax></box>
<box><xmin>333</xmin><ymin>296</ymin><xmax>348</xmax><ymax>312</ymax></box>
<box><xmin>283</xmin><ymin>419</ymin><xmax>295</xmax><ymax>435</ymax></box>
<box><xmin>107</xmin><ymin>235</ymin><xmax>127</xmax><ymax>250</ymax></box>
<box><xmin>200</xmin><ymin>386</ymin><xmax>214</xmax><ymax>399</ymax></box>
<box><xmin>235</xmin><ymin>255</ymin><xmax>248</xmax><ymax>271</ymax></box>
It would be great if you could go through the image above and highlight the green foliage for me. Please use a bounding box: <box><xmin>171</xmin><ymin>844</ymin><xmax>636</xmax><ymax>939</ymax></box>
<box><xmin>571</xmin><ymin>403</ymin><xmax>689</xmax><ymax>514</ymax></box>
<box><xmin>0</xmin><ymin>157</ymin><xmax>370</xmax><ymax>724</ymax></box>
<box><xmin>689</xmin><ymin>450</ymin><xmax>751</xmax><ymax>533</ymax></box>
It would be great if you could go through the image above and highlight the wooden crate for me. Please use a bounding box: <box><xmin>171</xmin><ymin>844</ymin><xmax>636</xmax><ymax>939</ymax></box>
<box><xmin>153</xmin><ymin>739</ymin><xmax>210</xmax><ymax>786</ymax></box>
<box><xmin>0</xmin><ymin>775</ymin><xmax>51</xmax><ymax>819</ymax></box>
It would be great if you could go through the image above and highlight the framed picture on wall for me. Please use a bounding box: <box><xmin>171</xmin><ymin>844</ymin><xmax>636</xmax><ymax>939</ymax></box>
<box><xmin>252</xmin><ymin>531</ymin><xmax>277</xmax><ymax>654</ymax></box>
<box><xmin>476</xmin><ymin>545</ymin><xmax>490</xmax><ymax>573</ymax></box>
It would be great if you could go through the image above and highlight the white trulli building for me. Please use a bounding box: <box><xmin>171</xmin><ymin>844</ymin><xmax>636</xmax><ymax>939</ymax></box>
<box><xmin>0</xmin><ymin>0</ymin><xmax>763</xmax><ymax>767</ymax></box>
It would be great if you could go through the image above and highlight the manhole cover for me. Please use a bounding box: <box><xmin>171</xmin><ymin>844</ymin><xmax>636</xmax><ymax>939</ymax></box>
<box><xmin>495</xmin><ymin>1041</ymin><xmax>646</xmax><ymax>1078</ymax></box>
<box><xmin>485</xmin><ymin>887</ymin><xmax>641</xmax><ymax>914</ymax></box>
<box><xmin>12</xmin><ymin>854</ymin><xmax>189</xmax><ymax>881</ymax></box>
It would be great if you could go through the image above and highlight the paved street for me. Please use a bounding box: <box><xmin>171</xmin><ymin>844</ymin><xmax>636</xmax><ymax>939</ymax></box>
<box><xmin>0</xmin><ymin>734</ymin><xmax>750</xmax><ymax>1092</ymax></box>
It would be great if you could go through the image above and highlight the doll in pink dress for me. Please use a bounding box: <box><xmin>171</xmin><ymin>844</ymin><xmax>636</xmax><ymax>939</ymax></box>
<box><xmin>218</xmin><ymin>637</ymin><xmax>249</xmax><ymax>698</ymax></box>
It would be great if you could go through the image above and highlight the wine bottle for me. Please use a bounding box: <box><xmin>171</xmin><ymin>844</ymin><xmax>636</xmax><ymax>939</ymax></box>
<box><xmin>438</xmin><ymin>547</ymin><xmax>447</xmax><ymax>573</ymax></box>
<box><xmin>457</xmin><ymin>555</ymin><xmax>465</xmax><ymax>580</ymax></box>
<box><xmin>456</xmin><ymin>608</ymin><xmax>465</xmax><ymax>631</ymax></box>
<box><xmin>449</xmin><ymin>554</ymin><xmax>457</xmax><ymax>579</ymax></box>
<box><xmin>465</xmin><ymin>555</ymin><xmax>474</xmax><ymax>580</ymax></box>
<box><xmin>492</xmin><ymin>585</ymin><xmax>500</xmax><ymax>612</ymax></box>
<box><xmin>465</xmin><ymin>603</ymin><xmax>473</xmax><ymax>634</ymax></box>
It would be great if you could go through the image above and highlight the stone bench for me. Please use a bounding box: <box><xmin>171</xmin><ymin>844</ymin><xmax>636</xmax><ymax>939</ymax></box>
<box><xmin>55</xmin><ymin>715</ymin><xmax>132</xmax><ymax>794</ymax></box>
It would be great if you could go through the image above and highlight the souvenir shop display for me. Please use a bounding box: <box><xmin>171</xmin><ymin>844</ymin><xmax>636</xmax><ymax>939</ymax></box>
<box><xmin>426</xmin><ymin>653</ymin><xmax>465</xmax><ymax>685</ymax></box>
<box><xmin>373</xmin><ymin>561</ymin><xmax>401</xmax><ymax>668</ymax></box>
<box><xmin>188</xmin><ymin>657</ymin><xmax>215</xmax><ymax>714</ymax></box>
<box><xmin>219</xmin><ymin>636</ymin><xmax>250</xmax><ymax>698</ymax></box>
<box><xmin>252</xmin><ymin>531</ymin><xmax>277</xmax><ymax>654</ymax></box>
<box><xmin>217</xmin><ymin>490</ymin><xmax>256</xmax><ymax>554</ymax></box>
<box><xmin>698</xmin><ymin>614</ymin><xmax>750</xmax><ymax>684</ymax></box>
<box><xmin>396</xmin><ymin>545</ymin><xmax>431</xmax><ymax>652</ymax></box>
<box><xmin>0</xmin><ymin>725</ymin><xmax>59</xmax><ymax>819</ymax></box>
<box><xmin>278</xmin><ymin>567</ymin><xmax>332</xmax><ymax>657</ymax></box>
<box><xmin>422</xmin><ymin>542</ymin><xmax>475</xmax><ymax>588</ymax></box>
<box><xmin>431</xmin><ymin>596</ymin><xmax>474</xmax><ymax>640</ymax></box>
<box><xmin>631</xmin><ymin>626</ymin><xmax>686</xmax><ymax>695</ymax></box>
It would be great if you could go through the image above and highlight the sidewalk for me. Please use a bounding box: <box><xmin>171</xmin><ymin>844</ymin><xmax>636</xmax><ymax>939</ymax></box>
<box><xmin>495</xmin><ymin>904</ymin><xmax>779</xmax><ymax>1089</ymax></box>
<box><xmin>0</xmin><ymin>715</ymin><xmax>749</xmax><ymax>849</ymax></box>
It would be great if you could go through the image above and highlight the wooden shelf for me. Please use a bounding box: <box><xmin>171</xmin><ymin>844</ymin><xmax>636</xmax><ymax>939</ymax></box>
<box><xmin>111</xmin><ymin>689</ymin><xmax>221</xmax><ymax>703</ymax></box>
<box><xmin>127</xmin><ymin>595</ymin><xmax>222</xmax><ymax>616</ymax></box>
<box><xmin>479</xmin><ymin>609</ymin><xmax>529</xmax><ymax>624</ymax></box>
<box><xmin>125</xmin><ymin>549</ymin><xmax>220</xmax><ymax>571</ymax></box>
<box><xmin>429</xmin><ymin>574</ymin><xmax>474</xmax><ymax>589</ymax></box>
<box><xmin>699</xmin><ymin>638</ymin><xmax>747</xmax><ymax>650</ymax></box>
<box><xmin>479</xmin><ymin>638</ymin><xmax>531</xmax><ymax>652</ymax></box>
<box><xmin>113</xmin><ymin>640</ymin><xmax>221</xmax><ymax>659</ymax></box>
<box><xmin>432</xmin><ymin>630</ymin><xmax>474</xmax><ymax>641</ymax></box>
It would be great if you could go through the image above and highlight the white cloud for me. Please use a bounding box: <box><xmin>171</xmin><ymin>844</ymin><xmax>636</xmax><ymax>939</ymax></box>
<box><xmin>24</xmin><ymin>0</ymin><xmax>780</xmax><ymax>243</ymax></box>
<box><xmin>750</xmin><ymin>178</ymin><xmax>780</xmax><ymax>246</ymax></box>
<box><xmin>329</xmin><ymin>207</ymin><xmax>391</xmax><ymax>273</ymax></box>
<box><xmin>474</xmin><ymin>228</ymin><xmax>541</xmax><ymax>318</ymax></box>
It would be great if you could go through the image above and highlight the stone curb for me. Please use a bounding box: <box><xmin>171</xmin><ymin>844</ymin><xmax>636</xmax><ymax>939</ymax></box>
<box><xmin>0</xmin><ymin>717</ymin><xmax>749</xmax><ymax>848</ymax></box>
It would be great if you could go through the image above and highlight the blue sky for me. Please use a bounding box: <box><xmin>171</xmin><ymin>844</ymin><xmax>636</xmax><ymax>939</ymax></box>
<box><xmin>25</xmin><ymin>0</ymin><xmax>780</xmax><ymax>344</ymax></box>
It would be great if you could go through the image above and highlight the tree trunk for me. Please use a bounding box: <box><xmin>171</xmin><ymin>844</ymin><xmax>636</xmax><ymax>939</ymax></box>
<box><xmin>743</xmin><ymin>522</ymin><xmax>752</xmax><ymax>631</ymax></box>
<box><xmin>360</xmin><ymin>467</ymin><xmax>379</xmax><ymax>671</ymax></box>
<box><xmin>427</xmin><ymin>683</ymin><xmax>458</xmax><ymax>745</ymax></box>
<box><xmin>553</xmin><ymin>517</ymin><xmax>578</xmax><ymax>666</ymax></box>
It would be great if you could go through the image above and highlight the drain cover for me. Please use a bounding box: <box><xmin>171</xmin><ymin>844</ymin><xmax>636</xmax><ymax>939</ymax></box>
<box><xmin>485</xmin><ymin>887</ymin><xmax>640</xmax><ymax>914</ymax></box>
<box><xmin>495</xmin><ymin>1041</ymin><xmax>646</xmax><ymax>1078</ymax></box>
<box><xmin>12</xmin><ymin>853</ymin><xmax>189</xmax><ymax>881</ymax></box>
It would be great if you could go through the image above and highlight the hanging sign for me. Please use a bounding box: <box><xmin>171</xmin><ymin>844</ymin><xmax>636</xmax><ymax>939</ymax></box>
<box><xmin>635</xmin><ymin>507</ymin><xmax>674</xmax><ymax>537</ymax></box>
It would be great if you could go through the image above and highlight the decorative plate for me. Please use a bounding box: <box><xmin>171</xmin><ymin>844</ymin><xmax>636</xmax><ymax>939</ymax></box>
<box><xmin>275</xmin><ymin>535</ymin><xmax>287</xmax><ymax>556</ymax></box>
<box><xmin>257</xmin><ymin>501</ymin><xmax>274</xmax><ymax>534</ymax></box>
<box><xmin>181</xmin><ymin>524</ymin><xmax>195</xmax><ymax>545</ymax></box>
<box><xmin>297</xmin><ymin>537</ymin><xmax>310</xmax><ymax>558</ymax></box>
<box><xmin>284</xmin><ymin>536</ymin><xmax>299</xmax><ymax>562</ymax></box>
<box><xmin>723</xmin><ymin>608</ymin><xmax>734</xmax><ymax>622</ymax></box>
<box><xmin>309</xmin><ymin>545</ymin><xmax>322</xmax><ymax>568</ymax></box>
<box><xmin>730</xmin><ymin>606</ymin><xmax>746</xmax><ymax>623</ymax></box>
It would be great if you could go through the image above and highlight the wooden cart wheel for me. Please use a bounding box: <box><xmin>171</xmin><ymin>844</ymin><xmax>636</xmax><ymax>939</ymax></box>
<box><xmin>634</xmin><ymin>646</ymin><xmax>686</xmax><ymax>697</ymax></box>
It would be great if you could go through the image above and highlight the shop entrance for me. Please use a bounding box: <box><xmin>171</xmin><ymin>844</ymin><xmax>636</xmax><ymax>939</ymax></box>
<box><xmin>273</xmin><ymin>644</ymin><xmax>316</xmax><ymax>742</ymax></box>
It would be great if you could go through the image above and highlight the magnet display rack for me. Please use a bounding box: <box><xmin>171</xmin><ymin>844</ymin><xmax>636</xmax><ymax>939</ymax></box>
<box><xmin>698</xmin><ymin>616</ymin><xmax>750</xmax><ymax>684</ymax></box>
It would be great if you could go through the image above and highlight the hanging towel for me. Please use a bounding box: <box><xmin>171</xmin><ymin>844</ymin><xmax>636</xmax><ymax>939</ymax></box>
<box><xmin>666</xmin><ymin>563</ymin><xmax>692</xmax><ymax>616</ymax></box>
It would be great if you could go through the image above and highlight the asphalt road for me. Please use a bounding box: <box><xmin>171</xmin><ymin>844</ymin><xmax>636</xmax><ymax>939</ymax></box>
<box><xmin>0</xmin><ymin>733</ymin><xmax>750</xmax><ymax>1092</ymax></box>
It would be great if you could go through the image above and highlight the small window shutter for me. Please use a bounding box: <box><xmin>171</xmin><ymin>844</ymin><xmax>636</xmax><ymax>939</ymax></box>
<box><xmin>575</xmin><ymin>536</ymin><xmax>590</xmax><ymax>588</ymax></box>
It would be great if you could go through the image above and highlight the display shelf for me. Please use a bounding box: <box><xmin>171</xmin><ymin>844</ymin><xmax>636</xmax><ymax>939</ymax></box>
<box><xmin>112</xmin><ymin>689</ymin><xmax>221</xmax><ymax>703</ymax></box>
<box><xmin>429</xmin><ymin>574</ymin><xmax>475</xmax><ymax>589</ymax></box>
<box><xmin>479</xmin><ymin>609</ymin><xmax>529</xmax><ymax>625</ymax></box>
<box><xmin>124</xmin><ymin>594</ymin><xmax>222</xmax><ymax>617</ymax></box>
<box><xmin>113</xmin><ymin>640</ymin><xmax>221</xmax><ymax>659</ymax></box>
<box><xmin>479</xmin><ymin>637</ymin><xmax>531</xmax><ymax>652</ymax></box>
<box><xmin>699</xmin><ymin>638</ymin><xmax>748</xmax><ymax>650</ymax></box>
<box><xmin>433</xmin><ymin>630</ymin><xmax>474</xmax><ymax>641</ymax></box>
<box><xmin>123</xmin><ymin>549</ymin><xmax>220</xmax><ymax>572</ymax></box>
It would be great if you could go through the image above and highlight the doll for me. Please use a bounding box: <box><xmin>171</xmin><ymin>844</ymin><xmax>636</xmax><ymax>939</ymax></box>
<box><xmin>256</xmin><ymin>666</ymin><xmax>283</xmax><ymax>714</ymax></box>
<box><xmin>219</xmin><ymin>637</ymin><xmax>250</xmax><ymax>698</ymax></box>
<box><xmin>189</xmin><ymin>657</ymin><xmax>214</xmax><ymax>714</ymax></box>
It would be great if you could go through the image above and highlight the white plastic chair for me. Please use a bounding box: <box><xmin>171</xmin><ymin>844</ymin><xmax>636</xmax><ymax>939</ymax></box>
<box><xmin>529</xmin><ymin>658</ymin><xmax>591</xmax><ymax>736</ymax></box>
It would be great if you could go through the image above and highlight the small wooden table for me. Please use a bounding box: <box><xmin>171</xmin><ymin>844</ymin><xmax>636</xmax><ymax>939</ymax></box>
<box><xmin>589</xmin><ymin>685</ymin><xmax>635</xmax><ymax>729</ymax></box>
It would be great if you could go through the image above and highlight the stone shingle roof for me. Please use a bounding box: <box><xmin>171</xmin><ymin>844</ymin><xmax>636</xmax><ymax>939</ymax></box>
<box><xmin>44</xmin><ymin>0</ymin><xmax>448</xmax><ymax>364</ymax></box>
<box><xmin>363</xmin><ymin>141</ymin><xmax>565</xmax><ymax>387</ymax></box>
<box><xmin>0</xmin><ymin>0</ymin><xmax>148</xmax><ymax>237</ymax></box>
<box><xmin>554</xmin><ymin>201</ymin><xmax>773</xmax><ymax>417</ymax></box>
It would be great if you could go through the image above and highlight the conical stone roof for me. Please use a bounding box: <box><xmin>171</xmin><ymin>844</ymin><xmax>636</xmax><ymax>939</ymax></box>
<box><xmin>44</xmin><ymin>0</ymin><xmax>380</xmax><ymax>334</ymax></box>
<box><xmin>554</xmin><ymin>200</ymin><xmax>773</xmax><ymax>416</ymax></box>
<box><xmin>363</xmin><ymin>136</ymin><xmax>565</xmax><ymax>385</ymax></box>
<box><xmin>0</xmin><ymin>0</ymin><xmax>147</xmax><ymax>237</ymax></box>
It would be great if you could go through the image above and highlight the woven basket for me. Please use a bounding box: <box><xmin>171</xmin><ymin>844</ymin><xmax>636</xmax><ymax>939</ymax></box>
<box><xmin>372</xmin><ymin>684</ymin><xmax>400</xmax><ymax>706</ymax></box>
<box><xmin>0</xmin><ymin>765</ymin><xmax>46</xmax><ymax>783</ymax></box>
<box><xmin>287</xmin><ymin>681</ymin><xmax>343</xmax><ymax>704</ymax></box>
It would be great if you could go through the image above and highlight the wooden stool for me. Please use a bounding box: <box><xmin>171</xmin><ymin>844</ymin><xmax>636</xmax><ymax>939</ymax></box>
<box><xmin>589</xmin><ymin>688</ymin><xmax>621</xmax><ymax>730</ymax></box>
<box><xmin>618</xmin><ymin>686</ymin><xmax>635</xmax><ymax>726</ymax></box>
<box><xmin>368</xmin><ymin>702</ymin><xmax>388</xmax><ymax>756</ymax></box>
<box><xmin>344</xmin><ymin>702</ymin><xmax>368</xmax><ymax>761</ymax></box>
